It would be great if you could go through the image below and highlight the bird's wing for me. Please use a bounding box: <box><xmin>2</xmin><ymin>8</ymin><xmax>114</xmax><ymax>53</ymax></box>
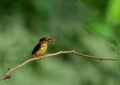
<box><xmin>32</xmin><ymin>44</ymin><xmax>40</xmax><ymax>54</ymax></box>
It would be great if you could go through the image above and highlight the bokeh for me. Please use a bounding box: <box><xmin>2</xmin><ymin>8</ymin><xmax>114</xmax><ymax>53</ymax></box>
<box><xmin>0</xmin><ymin>0</ymin><xmax>120</xmax><ymax>85</ymax></box>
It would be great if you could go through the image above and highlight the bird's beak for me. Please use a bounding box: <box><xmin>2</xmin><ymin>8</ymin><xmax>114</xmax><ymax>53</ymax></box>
<box><xmin>47</xmin><ymin>38</ymin><xmax>54</xmax><ymax>42</ymax></box>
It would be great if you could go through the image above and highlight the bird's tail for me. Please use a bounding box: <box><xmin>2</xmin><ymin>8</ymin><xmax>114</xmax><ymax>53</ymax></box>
<box><xmin>32</xmin><ymin>54</ymin><xmax>37</xmax><ymax>58</ymax></box>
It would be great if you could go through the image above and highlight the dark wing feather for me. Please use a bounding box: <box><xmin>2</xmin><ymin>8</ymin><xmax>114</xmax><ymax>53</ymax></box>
<box><xmin>32</xmin><ymin>44</ymin><xmax>40</xmax><ymax>54</ymax></box>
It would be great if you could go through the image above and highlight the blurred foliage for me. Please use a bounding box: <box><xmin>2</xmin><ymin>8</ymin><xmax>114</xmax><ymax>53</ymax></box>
<box><xmin>0</xmin><ymin>0</ymin><xmax>120</xmax><ymax>85</ymax></box>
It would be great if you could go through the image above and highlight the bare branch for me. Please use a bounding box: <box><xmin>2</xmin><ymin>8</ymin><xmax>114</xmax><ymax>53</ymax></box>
<box><xmin>0</xmin><ymin>50</ymin><xmax>119</xmax><ymax>80</ymax></box>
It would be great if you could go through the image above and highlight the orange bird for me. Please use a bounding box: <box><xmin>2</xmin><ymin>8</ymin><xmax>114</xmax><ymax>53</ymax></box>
<box><xmin>32</xmin><ymin>37</ymin><xmax>53</xmax><ymax>58</ymax></box>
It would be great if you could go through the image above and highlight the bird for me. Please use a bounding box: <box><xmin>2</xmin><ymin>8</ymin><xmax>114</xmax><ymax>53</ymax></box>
<box><xmin>32</xmin><ymin>37</ymin><xmax>53</xmax><ymax>58</ymax></box>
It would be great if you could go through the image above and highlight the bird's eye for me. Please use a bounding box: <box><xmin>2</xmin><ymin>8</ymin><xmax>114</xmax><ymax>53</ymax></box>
<box><xmin>45</xmin><ymin>38</ymin><xmax>48</xmax><ymax>40</ymax></box>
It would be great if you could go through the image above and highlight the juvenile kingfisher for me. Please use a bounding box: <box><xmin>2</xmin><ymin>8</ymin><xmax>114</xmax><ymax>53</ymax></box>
<box><xmin>32</xmin><ymin>37</ymin><xmax>53</xmax><ymax>58</ymax></box>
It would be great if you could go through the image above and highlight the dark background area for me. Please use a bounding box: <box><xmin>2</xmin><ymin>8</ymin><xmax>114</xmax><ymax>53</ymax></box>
<box><xmin>0</xmin><ymin>0</ymin><xmax>120</xmax><ymax>85</ymax></box>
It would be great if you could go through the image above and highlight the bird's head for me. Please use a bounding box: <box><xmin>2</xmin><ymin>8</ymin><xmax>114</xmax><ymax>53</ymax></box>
<box><xmin>39</xmin><ymin>37</ymin><xmax>53</xmax><ymax>42</ymax></box>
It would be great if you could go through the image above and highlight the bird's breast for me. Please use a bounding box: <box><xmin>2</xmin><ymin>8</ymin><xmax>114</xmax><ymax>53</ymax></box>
<box><xmin>41</xmin><ymin>43</ymin><xmax>47</xmax><ymax>51</ymax></box>
<box><xmin>36</xmin><ymin>43</ymin><xmax>47</xmax><ymax>55</ymax></box>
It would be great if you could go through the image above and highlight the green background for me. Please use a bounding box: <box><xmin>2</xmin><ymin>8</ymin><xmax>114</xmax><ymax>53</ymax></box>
<box><xmin>0</xmin><ymin>0</ymin><xmax>120</xmax><ymax>85</ymax></box>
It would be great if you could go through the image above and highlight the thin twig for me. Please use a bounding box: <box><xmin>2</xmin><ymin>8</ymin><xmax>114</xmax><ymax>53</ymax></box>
<box><xmin>0</xmin><ymin>50</ymin><xmax>119</xmax><ymax>80</ymax></box>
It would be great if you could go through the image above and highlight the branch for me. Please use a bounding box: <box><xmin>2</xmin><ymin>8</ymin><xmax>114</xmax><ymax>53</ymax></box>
<box><xmin>0</xmin><ymin>50</ymin><xmax>119</xmax><ymax>80</ymax></box>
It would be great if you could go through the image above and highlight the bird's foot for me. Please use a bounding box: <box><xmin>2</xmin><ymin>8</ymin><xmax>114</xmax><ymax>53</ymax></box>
<box><xmin>39</xmin><ymin>54</ymin><xmax>45</xmax><ymax>59</ymax></box>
